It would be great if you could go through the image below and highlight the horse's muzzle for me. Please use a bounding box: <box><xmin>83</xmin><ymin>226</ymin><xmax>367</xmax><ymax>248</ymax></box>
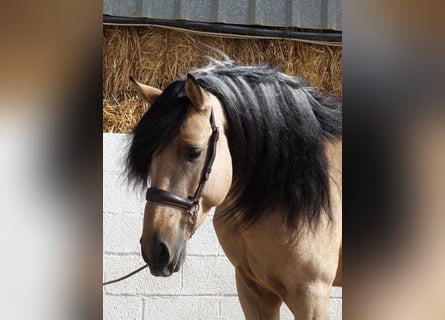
<box><xmin>141</xmin><ymin>236</ymin><xmax>185</xmax><ymax>277</ymax></box>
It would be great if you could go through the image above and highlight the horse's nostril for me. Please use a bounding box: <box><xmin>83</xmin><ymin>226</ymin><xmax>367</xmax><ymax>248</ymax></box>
<box><xmin>141</xmin><ymin>237</ymin><xmax>171</xmax><ymax>271</ymax></box>
<box><xmin>157</xmin><ymin>241</ymin><xmax>170</xmax><ymax>266</ymax></box>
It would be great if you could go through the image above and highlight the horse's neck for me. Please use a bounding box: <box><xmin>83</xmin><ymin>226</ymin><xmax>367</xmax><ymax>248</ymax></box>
<box><xmin>210</xmin><ymin>94</ymin><xmax>229</xmax><ymax>132</ymax></box>
<box><xmin>325</xmin><ymin>138</ymin><xmax>342</xmax><ymax>192</ymax></box>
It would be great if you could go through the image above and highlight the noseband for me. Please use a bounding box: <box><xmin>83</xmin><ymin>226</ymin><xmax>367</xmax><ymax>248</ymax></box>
<box><xmin>145</xmin><ymin>110</ymin><xmax>219</xmax><ymax>236</ymax></box>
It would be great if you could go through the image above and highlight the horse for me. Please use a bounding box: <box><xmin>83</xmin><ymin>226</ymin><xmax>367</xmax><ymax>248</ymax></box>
<box><xmin>126</xmin><ymin>56</ymin><xmax>342</xmax><ymax>319</ymax></box>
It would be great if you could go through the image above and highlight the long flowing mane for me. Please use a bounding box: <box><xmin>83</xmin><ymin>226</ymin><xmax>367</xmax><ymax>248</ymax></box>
<box><xmin>126</xmin><ymin>57</ymin><xmax>342</xmax><ymax>228</ymax></box>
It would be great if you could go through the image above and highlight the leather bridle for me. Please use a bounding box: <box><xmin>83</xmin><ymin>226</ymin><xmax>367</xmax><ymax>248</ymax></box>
<box><xmin>145</xmin><ymin>110</ymin><xmax>219</xmax><ymax>236</ymax></box>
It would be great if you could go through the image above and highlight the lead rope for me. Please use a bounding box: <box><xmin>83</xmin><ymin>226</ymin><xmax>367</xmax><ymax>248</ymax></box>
<box><xmin>103</xmin><ymin>264</ymin><xmax>149</xmax><ymax>286</ymax></box>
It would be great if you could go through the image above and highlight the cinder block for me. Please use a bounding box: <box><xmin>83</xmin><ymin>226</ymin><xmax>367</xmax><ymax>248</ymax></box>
<box><xmin>216</xmin><ymin>240</ymin><xmax>227</xmax><ymax>257</ymax></box>
<box><xmin>103</xmin><ymin>133</ymin><xmax>131</xmax><ymax>173</ymax></box>
<box><xmin>331</xmin><ymin>286</ymin><xmax>342</xmax><ymax>298</ymax></box>
<box><xmin>143</xmin><ymin>296</ymin><xmax>219</xmax><ymax>320</ymax></box>
<box><xmin>219</xmin><ymin>296</ymin><xmax>244</xmax><ymax>320</ymax></box>
<box><xmin>103</xmin><ymin>294</ymin><xmax>142</xmax><ymax>320</ymax></box>
<box><xmin>330</xmin><ymin>298</ymin><xmax>342</xmax><ymax>320</ymax></box>
<box><xmin>181</xmin><ymin>256</ymin><xmax>237</xmax><ymax>295</ymax></box>
<box><xmin>280</xmin><ymin>304</ymin><xmax>294</xmax><ymax>319</ymax></box>
<box><xmin>187</xmin><ymin>212</ymin><xmax>220</xmax><ymax>256</ymax></box>
<box><xmin>103</xmin><ymin>255</ymin><xmax>181</xmax><ymax>296</ymax></box>
<box><xmin>103</xmin><ymin>171</ymin><xmax>145</xmax><ymax>214</ymax></box>
<box><xmin>103</xmin><ymin>212</ymin><xmax>143</xmax><ymax>253</ymax></box>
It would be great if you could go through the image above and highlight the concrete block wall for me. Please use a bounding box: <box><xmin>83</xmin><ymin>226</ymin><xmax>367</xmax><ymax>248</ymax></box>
<box><xmin>103</xmin><ymin>133</ymin><xmax>342</xmax><ymax>319</ymax></box>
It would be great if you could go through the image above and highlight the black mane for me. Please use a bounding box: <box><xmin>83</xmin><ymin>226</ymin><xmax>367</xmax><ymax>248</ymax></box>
<box><xmin>126</xmin><ymin>59</ymin><xmax>342</xmax><ymax>228</ymax></box>
<box><xmin>126</xmin><ymin>80</ymin><xmax>190</xmax><ymax>189</ymax></box>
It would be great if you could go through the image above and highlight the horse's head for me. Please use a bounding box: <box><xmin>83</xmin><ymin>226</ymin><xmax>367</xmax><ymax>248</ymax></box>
<box><xmin>130</xmin><ymin>75</ymin><xmax>232</xmax><ymax>277</ymax></box>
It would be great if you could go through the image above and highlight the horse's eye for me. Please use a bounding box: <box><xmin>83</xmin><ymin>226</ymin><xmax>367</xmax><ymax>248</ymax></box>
<box><xmin>186</xmin><ymin>148</ymin><xmax>202</xmax><ymax>161</ymax></box>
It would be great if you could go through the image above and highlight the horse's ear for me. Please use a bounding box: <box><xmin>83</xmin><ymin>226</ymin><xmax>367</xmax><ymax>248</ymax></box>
<box><xmin>184</xmin><ymin>74</ymin><xmax>210</xmax><ymax>112</ymax></box>
<box><xmin>129</xmin><ymin>76</ymin><xmax>162</xmax><ymax>105</ymax></box>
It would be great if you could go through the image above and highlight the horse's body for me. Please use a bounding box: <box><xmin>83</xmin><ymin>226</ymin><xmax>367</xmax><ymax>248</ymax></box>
<box><xmin>126</xmin><ymin>57</ymin><xmax>342</xmax><ymax>319</ymax></box>
<box><xmin>215</xmin><ymin>139</ymin><xmax>342</xmax><ymax>319</ymax></box>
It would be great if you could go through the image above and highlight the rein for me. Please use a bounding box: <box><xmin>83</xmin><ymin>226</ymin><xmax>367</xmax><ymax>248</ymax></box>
<box><xmin>145</xmin><ymin>109</ymin><xmax>219</xmax><ymax>236</ymax></box>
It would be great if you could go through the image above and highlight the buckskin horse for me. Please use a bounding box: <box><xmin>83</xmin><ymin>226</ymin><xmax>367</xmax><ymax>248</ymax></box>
<box><xmin>126</xmin><ymin>56</ymin><xmax>342</xmax><ymax>319</ymax></box>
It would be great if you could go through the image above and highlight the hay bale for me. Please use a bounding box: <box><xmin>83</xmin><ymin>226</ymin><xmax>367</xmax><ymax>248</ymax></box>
<box><xmin>103</xmin><ymin>25</ymin><xmax>342</xmax><ymax>133</ymax></box>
